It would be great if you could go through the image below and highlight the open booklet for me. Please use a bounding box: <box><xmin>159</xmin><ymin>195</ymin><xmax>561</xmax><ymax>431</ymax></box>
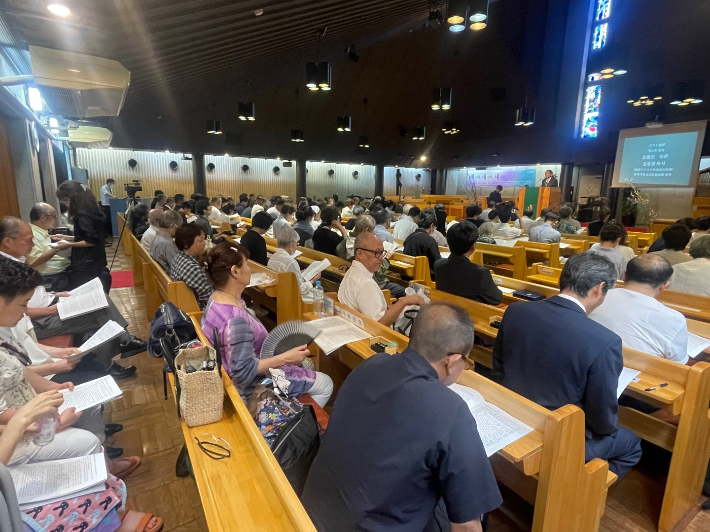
<box><xmin>449</xmin><ymin>383</ymin><xmax>533</xmax><ymax>457</ymax></box>
<box><xmin>617</xmin><ymin>367</ymin><xmax>641</xmax><ymax>398</ymax></box>
<box><xmin>68</xmin><ymin>320</ymin><xmax>125</xmax><ymax>361</ymax></box>
<box><xmin>57</xmin><ymin>278</ymin><xmax>108</xmax><ymax>320</ymax></box>
<box><xmin>248</xmin><ymin>272</ymin><xmax>275</xmax><ymax>288</ymax></box>
<box><xmin>688</xmin><ymin>332</ymin><xmax>710</xmax><ymax>359</ymax></box>
<box><xmin>302</xmin><ymin>258</ymin><xmax>331</xmax><ymax>281</ymax></box>
<box><xmin>309</xmin><ymin>316</ymin><xmax>372</xmax><ymax>355</ymax></box>
<box><xmin>11</xmin><ymin>453</ymin><xmax>107</xmax><ymax>506</ymax></box>
<box><xmin>59</xmin><ymin>375</ymin><xmax>123</xmax><ymax>414</ymax></box>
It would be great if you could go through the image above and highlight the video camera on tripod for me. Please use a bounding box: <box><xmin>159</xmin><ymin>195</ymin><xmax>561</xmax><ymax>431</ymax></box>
<box><xmin>125</xmin><ymin>180</ymin><xmax>142</xmax><ymax>198</ymax></box>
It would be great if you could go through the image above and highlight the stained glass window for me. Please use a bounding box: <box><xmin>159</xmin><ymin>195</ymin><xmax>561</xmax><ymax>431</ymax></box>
<box><xmin>596</xmin><ymin>0</ymin><xmax>611</xmax><ymax>21</ymax></box>
<box><xmin>581</xmin><ymin>85</ymin><xmax>601</xmax><ymax>138</ymax></box>
<box><xmin>592</xmin><ymin>23</ymin><xmax>608</xmax><ymax>50</ymax></box>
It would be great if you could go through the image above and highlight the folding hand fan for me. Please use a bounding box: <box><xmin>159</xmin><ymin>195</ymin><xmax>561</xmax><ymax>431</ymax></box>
<box><xmin>260</xmin><ymin>320</ymin><xmax>322</xmax><ymax>359</ymax></box>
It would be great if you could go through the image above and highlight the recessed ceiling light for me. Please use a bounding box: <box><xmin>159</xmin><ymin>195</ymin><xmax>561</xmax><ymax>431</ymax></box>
<box><xmin>420</xmin><ymin>155</ymin><xmax>427</xmax><ymax>161</ymax></box>
<box><xmin>68</xmin><ymin>68</ymin><xmax>81</xmax><ymax>73</ymax></box>
<box><xmin>254</xmin><ymin>9</ymin><xmax>264</xmax><ymax>16</ymax></box>
<box><xmin>47</xmin><ymin>4</ymin><xmax>71</xmax><ymax>17</ymax></box>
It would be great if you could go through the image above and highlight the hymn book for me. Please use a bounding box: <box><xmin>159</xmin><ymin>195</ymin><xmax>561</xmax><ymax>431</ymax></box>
<box><xmin>301</xmin><ymin>259</ymin><xmax>331</xmax><ymax>281</ymax></box>
<box><xmin>309</xmin><ymin>316</ymin><xmax>372</xmax><ymax>355</ymax></box>
<box><xmin>56</xmin><ymin>278</ymin><xmax>108</xmax><ymax>320</ymax></box>
<box><xmin>448</xmin><ymin>383</ymin><xmax>533</xmax><ymax>457</ymax></box>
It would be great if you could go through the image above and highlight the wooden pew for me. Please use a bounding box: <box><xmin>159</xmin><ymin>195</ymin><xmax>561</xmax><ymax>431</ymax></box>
<box><xmin>469</xmin><ymin>242</ymin><xmax>528</xmax><ymax>280</ymax></box>
<box><xmin>514</xmin><ymin>241</ymin><xmax>561</xmax><ymax>268</ymax></box>
<box><xmin>161</xmin><ymin>313</ymin><xmax>317</xmax><ymax>532</ymax></box>
<box><xmin>306</xmin><ymin>298</ymin><xmax>614</xmax><ymax>532</ymax></box>
<box><xmin>415</xmin><ymin>283</ymin><xmax>710</xmax><ymax>532</ymax></box>
<box><xmin>244</xmin><ymin>259</ymin><xmax>306</xmax><ymax>324</ymax></box>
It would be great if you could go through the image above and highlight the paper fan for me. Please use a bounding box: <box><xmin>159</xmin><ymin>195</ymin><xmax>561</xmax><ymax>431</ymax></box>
<box><xmin>260</xmin><ymin>320</ymin><xmax>322</xmax><ymax>359</ymax></box>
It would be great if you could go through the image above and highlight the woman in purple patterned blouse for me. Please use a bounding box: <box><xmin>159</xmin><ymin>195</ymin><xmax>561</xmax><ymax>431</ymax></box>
<box><xmin>201</xmin><ymin>242</ymin><xmax>333</xmax><ymax>406</ymax></box>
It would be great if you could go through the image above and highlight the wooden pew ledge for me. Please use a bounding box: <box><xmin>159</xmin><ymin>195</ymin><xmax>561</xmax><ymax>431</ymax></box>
<box><xmin>618</xmin><ymin>406</ymin><xmax>677</xmax><ymax>452</ymax></box>
<box><xmin>624</xmin><ymin>379</ymin><xmax>685</xmax><ymax>414</ymax></box>
<box><xmin>525</xmin><ymin>274</ymin><xmax>559</xmax><ymax>286</ymax></box>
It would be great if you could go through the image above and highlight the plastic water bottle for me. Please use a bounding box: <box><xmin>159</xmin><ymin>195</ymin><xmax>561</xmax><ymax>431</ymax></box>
<box><xmin>312</xmin><ymin>281</ymin><xmax>324</xmax><ymax>315</ymax></box>
<box><xmin>32</xmin><ymin>413</ymin><xmax>57</xmax><ymax>447</ymax></box>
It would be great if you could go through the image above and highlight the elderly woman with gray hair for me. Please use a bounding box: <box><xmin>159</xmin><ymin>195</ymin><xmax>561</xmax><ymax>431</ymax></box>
<box><xmin>267</xmin><ymin>226</ymin><xmax>321</xmax><ymax>297</ymax></box>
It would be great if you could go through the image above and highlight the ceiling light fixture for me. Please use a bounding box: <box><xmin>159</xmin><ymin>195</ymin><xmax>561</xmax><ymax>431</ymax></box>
<box><xmin>627</xmin><ymin>84</ymin><xmax>663</xmax><ymax>107</ymax></box>
<box><xmin>670</xmin><ymin>80</ymin><xmax>704</xmax><ymax>106</ymax></box>
<box><xmin>47</xmin><ymin>4</ymin><xmax>71</xmax><ymax>17</ymax></box>
<box><xmin>420</xmin><ymin>155</ymin><xmax>428</xmax><ymax>161</ymax></box>
<box><xmin>238</xmin><ymin>102</ymin><xmax>256</xmax><ymax>121</ymax></box>
<box><xmin>358</xmin><ymin>136</ymin><xmax>370</xmax><ymax>148</ymax></box>
<box><xmin>447</xmin><ymin>0</ymin><xmax>467</xmax><ymax>31</ymax></box>
<box><xmin>306</xmin><ymin>28</ymin><xmax>331</xmax><ymax>91</ymax></box>
<box><xmin>431</xmin><ymin>87</ymin><xmax>452</xmax><ymax>110</ymax></box>
<box><xmin>411</xmin><ymin>126</ymin><xmax>426</xmax><ymax>140</ymax></box>
<box><xmin>68</xmin><ymin>68</ymin><xmax>81</xmax><ymax>73</ymax></box>
<box><xmin>206</xmin><ymin>119</ymin><xmax>222</xmax><ymax>134</ymax></box>
<box><xmin>336</xmin><ymin>116</ymin><xmax>352</xmax><ymax>132</ymax></box>
<box><xmin>291</xmin><ymin>129</ymin><xmax>305</xmax><ymax>142</ymax></box>
<box><xmin>469</xmin><ymin>0</ymin><xmax>489</xmax><ymax>30</ymax></box>
<box><xmin>442</xmin><ymin>121</ymin><xmax>460</xmax><ymax>134</ymax></box>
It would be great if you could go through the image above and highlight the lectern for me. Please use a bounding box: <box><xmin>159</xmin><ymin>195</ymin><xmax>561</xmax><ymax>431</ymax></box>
<box><xmin>517</xmin><ymin>187</ymin><xmax>561</xmax><ymax>217</ymax></box>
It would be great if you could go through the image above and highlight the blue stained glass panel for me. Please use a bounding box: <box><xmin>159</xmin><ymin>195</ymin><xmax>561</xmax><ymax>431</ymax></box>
<box><xmin>581</xmin><ymin>85</ymin><xmax>601</xmax><ymax>138</ymax></box>
<box><xmin>592</xmin><ymin>23</ymin><xmax>608</xmax><ymax>50</ymax></box>
<box><xmin>596</xmin><ymin>0</ymin><xmax>611</xmax><ymax>21</ymax></box>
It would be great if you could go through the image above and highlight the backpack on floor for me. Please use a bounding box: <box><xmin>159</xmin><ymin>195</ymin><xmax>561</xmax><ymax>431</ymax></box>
<box><xmin>148</xmin><ymin>302</ymin><xmax>197</xmax><ymax>359</ymax></box>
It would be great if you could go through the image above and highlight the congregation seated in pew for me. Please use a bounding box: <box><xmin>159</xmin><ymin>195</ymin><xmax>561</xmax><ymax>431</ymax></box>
<box><xmin>302</xmin><ymin>302</ymin><xmax>502</xmax><ymax>532</ymax></box>
<box><xmin>201</xmin><ymin>242</ymin><xmax>333</xmax><ymax>406</ymax></box>
<box><xmin>587</xmin><ymin>222</ymin><xmax>629</xmax><ymax>278</ymax></box>
<box><xmin>651</xmin><ymin>223</ymin><xmax>693</xmax><ymax>266</ymax></box>
<box><xmin>393</xmin><ymin>205</ymin><xmax>419</xmax><ymax>240</ymax></box>
<box><xmin>492</xmin><ymin>253</ymin><xmax>642</xmax><ymax>479</ymax></box>
<box><xmin>488</xmin><ymin>209</ymin><xmax>522</xmax><ymax>239</ymax></box>
<box><xmin>140</xmin><ymin>208</ymin><xmax>163</xmax><ymax>251</ymax></box>
<box><xmin>293</xmin><ymin>204</ymin><xmax>315</xmax><ymax>247</ymax></box>
<box><xmin>557</xmin><ymin>205</ymin><xmax>582</xmax><ymax>234</ymax></box>
<box><xmin>339</xmin><ymin>232</ymin><xmax>424</xmax><ymax>327</ymax></box>
<box><xmin>476</xmin><ymin>222</ymin><xmax>497</xmax><ymax>244</ymax></box>
<box><xmin>193</xmin><ymin>199</ymin><xmax>215</xmax><ymax>239</ymax></box>
<box><xmin>271</xmin><ymin>202</ymin><xmax>295</xmax><ymax>240</ymax></box>
<box><xmin>268</xmin><ymin>226</ymin><xmax>321</xmax><ymax>298</ymax></box>
<box><xmin>149</xmin><ymin>210</ymin><xmax>183</xmax><ymax>275</ymax></box>
<box><xmin>170</xmin><ymin>224</ymin><xmax>213</xmax><ymax>309</ymax></box>
<box><xmin>403</xmin><ymin>209</ymin><xmax>441</xmax><ymax>277</ymax></box>
<box><xmin>668</xmin><ymin>235</ymin><xmax>710</xmax><ymax>296</ymax></box>
<box><xmin>434</xmin><ymin>221</ymin><xmax>504</xmax><ymax>306</ymax></box>
<box><xmin>313</xmin><ymin>206</ymin><xmax>348</xmax><ymax>255</ymax></box>
<box><xmin>529</xmin><ymin>210</ymin><xmax>561</xmax><ymax>243</ymax></box>
<box><xmin>239</xmin><ymin>211</ymin><xmax>272</xmax><ymax>265</ymax></box>
<box><xmin>590</xmin><ymin>254</ymin><xmax>690</xmax><ymax>365</ymax></box>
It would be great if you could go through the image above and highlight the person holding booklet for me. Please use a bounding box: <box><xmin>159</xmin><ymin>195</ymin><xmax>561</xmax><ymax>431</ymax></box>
<box><xmin>201</xmin><ymin>243</ymin><xmax>333</xmax><ymax>406</ymax></box>
<box><xmin>267</xmin><ymin>227</ymin><xmax>321</xmax><ymax>298</ymax></box>
<box><xmin>302</xmin><ymin>302</ymin><xmax>502</xmax><ymax>531</ymax></box>
<box><xmin>0</xmin><ymin>259</ymin><xmax>140</xmax><ymax>478</ymax></box>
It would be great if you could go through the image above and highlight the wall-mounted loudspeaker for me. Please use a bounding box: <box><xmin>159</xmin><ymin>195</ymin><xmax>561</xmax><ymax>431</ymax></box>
<box><xmin>415</xmin><ymin>173</ymin><xmax>422</xmax><ymax>181</ymax></box>
<box><xmin>206</xmin><ymin>163</ymin><xmax>215</xmax><ymax>171</ymax></box>
<box><xmin>169</xmin><ymin>161</ymin><xmax>178</xmax><ymax>170</ymax></box>
<box><xmin>241</xmin><ymin>164</ymin><xmax>249</xmax><ymax>172</ymax></box>
<box><xmin>327</xmin><ymin>169</ymin><xmax>335</xmax><ymax>177</ymax></box>
<box><xmin>352</xmin><ymin>171</ymin><xmax>359</xmax><ymax>178</ymax></box>
<box><xmin>128</xmin><ymin>158</ymin><xmax>138</xmax><ymax>168</ymax></box>
<box><xmin>273</xmin><ymin>166</ymin><xmax>280</xmax><ymax>174</ymax></box>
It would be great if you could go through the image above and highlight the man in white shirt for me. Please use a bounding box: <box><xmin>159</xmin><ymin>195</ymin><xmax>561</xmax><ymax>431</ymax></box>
<box><xmin>529</xmin><ymin>211</ymin><xmax>561</xmax><ymax>243</ymax></box>
<box><xmin>267</xmin><ymin>197</ymin><xmax>285</xmax><ymax>220</ymax></box>
<box><xmin>338</xmin><ymin>233</ymin><xmax>423</xmax><ymax>326</ymax></box>
<box><xmin>587</xmin><ymin>222</ymin><xmax>628</xmax><ymax>279</ymax></box>
<box><xmin>480</xmin><ymin>200</ymin><xmax>496</xmax><ymax>222</ymax></box>
<box><xmin>341</xmin><ymin>200</ymin><xmax>354</xmax><ymax>218</ymax></box>
<box><xmin>208</xmin><ymin>196</ymin><xmax>230</xmax><ymax>224</ymax></box>
<box><xmin>669</xmin><ymin>236</ymin><xmax>710</xmax><ymax>296</ymax></box>
<box><xmin>100</xmin><ymin>179</ymin><xmax>116</xmax><ymax>242</ymax></box>
<box><xmin>590</xmin><ymin>254</ymin><xmax>689</xmax><ymax>364</ymax></box>
<box><xmin>27</xmin><ymin>203</ymin><xmax>71</xmax><ymax>275</ymax></box>
<box><xmin>513</xmin><ymin>209</ymin><xmax>535</xmax><ymax>231</ymax></box>
<box><xmin>140</xmin><ymin>209</ymin><xmax>163</xmax><ymax>251</ymax></box>
<box><xmin>487</xmin><ymin>210</ymin><xmax>521</xmax><ymax>240</ymax></box>
<box><xmin>393</xmin><ymin>206</ymin><xmax>420</xmax><ymax>240</ymax></box>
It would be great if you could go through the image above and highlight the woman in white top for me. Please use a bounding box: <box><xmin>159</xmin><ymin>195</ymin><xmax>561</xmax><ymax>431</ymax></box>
<box><xmin>267</xmin><ymin>226</ymin><xmax>321</xmax><ymax>297</ymax></box>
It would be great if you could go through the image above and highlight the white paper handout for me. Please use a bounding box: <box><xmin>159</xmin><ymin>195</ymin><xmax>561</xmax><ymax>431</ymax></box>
<box><xmin>498</xmin><ymin>286</ymin><xmax>516</xmax><ymax>294</ymax></box>
<box><xmin>440</xmin><ymin>251</ymin><xmax>451</xmax><ymax>259</ymax></box>
<box><xmin>309</xmin><ymin>316</ymin><xmax>372</xmax><ymax>355</ymax></box>
<box><xmin>576</xmin><ymin>227</ymin><xmax>586</xmax><ymax>234</ymax></box>
<box><xmin>247</xmin><ymin>272</ymin><xmax>275</xmax><ymax>288</ymax></box>
<box><xmin>449</xmin><ymin>383</ymin><xmax>533</xmax><ymax>457</ymax></box>
<box><xmin>57</xmin><ymin>278</ymin><xmax>108</xmax><ymax>320</ymax></box>
<box><xmin>301</xmin><ymin>259</ymin><xmax>331</xmax><ymax>281</ymax></box>
<box><xmin>71</xmin><ymin>320</ymin><xmax>124</xmax><ymax>360</ymax></box>
<box><xmin>11</xmin><ymin>453</ymin><xmax>107</xmax><ymax>506</ymax></box>
<box><xmin>58</xmin><ymin>376</ymin><xmax>122</xmax><ymax>413</ymax></box>
<box><xmin>382</xmin><ymin>241</ymin><xmax>399</xmax><ymax>254</ymax></box>
<box><xmin>617</xmin><ymin>367</ymin><xmax>641</xmax><ymax>398</ymax></box>
<box><xmin>688</xmin><ymin>332</ymin><xmax>710</xmax><ymax>359</ymax></box>
<box><xmin>559</xmin><ymin>243</ymin><xmax>570</xmax><ymax>248</ymax></box>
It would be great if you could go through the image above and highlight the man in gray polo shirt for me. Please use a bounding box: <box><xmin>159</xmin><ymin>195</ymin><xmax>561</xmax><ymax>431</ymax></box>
<box><xmin>150</xmin><ymin>210</ymin><xmax>183</xmax><ymax>275</ymax></box>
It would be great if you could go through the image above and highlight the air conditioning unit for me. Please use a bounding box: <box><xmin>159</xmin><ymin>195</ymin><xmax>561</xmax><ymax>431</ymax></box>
<box><xmin>29</xmin><ymin>46</ymin><xmax>130</xmax><ymax>118</ymax></box>
<box><xmin>65</xmin><ymin>126</ymin><xmax>113</xmax><ymax>148</ymax></box>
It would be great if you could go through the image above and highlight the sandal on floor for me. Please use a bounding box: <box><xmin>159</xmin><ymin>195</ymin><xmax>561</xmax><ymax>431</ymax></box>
<box><xmin>109</xmin><ymin>456</ymin><xmax>142</xmax><ymax>480</ymax></box>
<box><xmin>117</xmin><ymin>510</ymin><xmax>163</xmax><ymax>532</ymax></box>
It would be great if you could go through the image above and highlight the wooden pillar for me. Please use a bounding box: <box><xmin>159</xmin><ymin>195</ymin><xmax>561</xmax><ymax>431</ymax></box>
<box><xmin>374</xmin><ymin>164</ymin><xmax>384</xmax><ymax>198</ymax></box>
<box><xmin>0</xmin><ymin>118</ymin><xmax>20</xmax><ymax>217</ymax></box>
<box><xmin>192</xmin><ymin>153</ymin><xmax>206</xmax><ymax>195</ymax></box>
<box><xmin>296</xmin><ymin>159</ymin><xmax>307</xmax><ymax>199</ymax></box>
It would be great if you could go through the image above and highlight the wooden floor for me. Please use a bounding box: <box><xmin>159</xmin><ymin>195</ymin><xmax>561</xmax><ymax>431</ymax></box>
<box><xmin>105</xmin><ymin>240</ymin><xmax>710</xmax><ymax>532</ymax></box>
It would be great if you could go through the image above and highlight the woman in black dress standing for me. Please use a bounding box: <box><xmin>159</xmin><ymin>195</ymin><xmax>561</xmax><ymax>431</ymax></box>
<box><xmin>56</xmin><ymin>181</ymin><xmax>111</xmax><ymax>293</ymax></box>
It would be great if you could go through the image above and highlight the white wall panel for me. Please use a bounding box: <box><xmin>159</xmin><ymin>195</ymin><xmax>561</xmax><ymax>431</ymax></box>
<box><xmin>204</xmin><ymin>155</ymin><xmax>296</xmax><ymax>200</ymax></box>
<box><xmin>77</xmin><ymin>148</ymin><xmax>193</xmax><ymax>199</ymax></box>
<box><xmin>384</xmin><ymin>167</ymin><xmax>431</xmax><ymax>197</ymax></box>
<box><xmin>306</xmin><ymin>162</ymin><xmax>376</xmax><ymax>199</ymax></box>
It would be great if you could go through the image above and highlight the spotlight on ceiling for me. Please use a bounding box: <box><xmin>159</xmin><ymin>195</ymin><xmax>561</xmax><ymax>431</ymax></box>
<box><xmin>420</xmin><ymin>155</ymin><xmax>428</xmax><ymax>161</ymax></box>
<box><xmin>442</xmin><ymin>121</ymin><xmax>460</xmax><ymax>134</ymax></box>
<box><xmin>432</xmin><ymin>87</ymin><xmax>452</xmax><ymax>110</ymax></box>
<box><xmin>670</xmin><ymin>80</ymin><xmax>704</xmax><ymax>106</ymax></box>
<box><xmin>358</xmin><ymin>136</ymin><xmax>370</xmax><ymax>148</ymax></box>
<box><xmin>238</xmin><ymin>102</ymin><xmax>256</xmax><ymax>121</ymax></box>
<box><xmin>627</xmin><ymin>84</ymin><xmax>663</xmax><ymax>107</ymax></box>
<box><xmin>514</xmin><ymin>107</ymin><xmax>535</xmax><ymax>126</ymax></box>
<box><xmin>469</xmin><ymin>0</ymin><xmax>488</xmax><ymax>30</ymax></box>
<box><xmin>291</xmin><ymin>129</ymin><xmax>305</xmax><ymax>142</ymax></box>
<box><xmin>336</xmin><ymin>116</ymin><xmax>352</xmax><ymax>132</ymax></box>
<box><xmin>47</xmin><ymin>4</ymin><xmax>71</xmax><ymax>17</ymax></box>
<box><xmin>411</xmin><ymin>126</ymin><xmax>426</xmax><ymax>140</ymax></box>
<box><xmin>206</xmin><ymin>120</ymin><xmax>222</xmax><ymax>134</ymax></box>
<box><xmin>345</xmin><ymin>46</ymin><xmax>359</xmax><ymax>63</ymax></box>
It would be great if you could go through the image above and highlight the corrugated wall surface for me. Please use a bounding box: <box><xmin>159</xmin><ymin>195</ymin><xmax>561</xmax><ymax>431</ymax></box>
<box><xmin>384</xmin><ymin>167</ymin><xmax>431</xmax><ymax>197</ymax></box>
<box><xmin>204</xmin><ymin>155</ymin><xmax>296</xmax><ymax>199</ymax></box>
<box><xmin>77</xmin><ymin>148</ymin><xmax>193</xmax><ymax>198</ymax></box>
<box><xmin>305</xmin><ymin>162</ymin><xmax>376</xmax><ymax>199</ymax></box>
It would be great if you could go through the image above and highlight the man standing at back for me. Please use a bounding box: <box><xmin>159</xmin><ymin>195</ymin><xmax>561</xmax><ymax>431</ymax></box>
<box><xmin>302</xmin><ymin>302</ymin><xmax>502</xmax><ymax>531</ymax></box>
<box><xmin>492</xmin><ymin>253</ymin><xmax>642</xmax><ymax>479</ymax></box>
<box><xmin>100</xmin><ymin>178</ymin><xmax>116</xmax><ymax>242</ymax></box>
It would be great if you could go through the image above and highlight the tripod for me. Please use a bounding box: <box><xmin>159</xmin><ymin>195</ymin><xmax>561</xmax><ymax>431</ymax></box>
<box><xmin>109</xmin><ymin>197</ymin><xmax>139</xmax><ymax>270</ymax></box>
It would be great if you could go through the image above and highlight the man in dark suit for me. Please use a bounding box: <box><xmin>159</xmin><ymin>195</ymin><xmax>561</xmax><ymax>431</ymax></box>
<box><xmin>492</xmin><ymin>253</ymin><xmax>642</xmax><ymax>480</ymax></box>
<box><xmin>541</xmin><ymin>169</ymin><xmax>559</xmax><ymax>187</ymax></box>
<box><xmin>487</xmin><ymin>185</ymin><xmax>503</xmax><ymax>205</ymax></box>
<box><xmin>434</xmin><ymin>221</ymin><xmax>503</xmax><ymax>305</ymax></box>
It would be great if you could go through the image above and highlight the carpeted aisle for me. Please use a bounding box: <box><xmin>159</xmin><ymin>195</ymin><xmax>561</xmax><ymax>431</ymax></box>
<box><xmin>111</xmin><ymin>270</ymin><xmax>134</xmax><ymax>289</ymax></box>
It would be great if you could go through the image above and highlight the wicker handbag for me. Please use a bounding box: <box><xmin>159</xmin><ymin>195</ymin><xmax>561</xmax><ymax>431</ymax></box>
<box><xmin>174</xmin><ymin>342</ymin><xmax>224</xmax><ymax>427</ymax></box>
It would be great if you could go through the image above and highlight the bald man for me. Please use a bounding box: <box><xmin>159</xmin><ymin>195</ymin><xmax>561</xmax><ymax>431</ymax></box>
<box><xmin>302</xmin><ymin>302</ymin><xmax>502</xmax><ymax>531</ymax></box>
<box><xmin>590</xmin><ymin>254</ymin><xmax>690</xmax><ymax>364</ymax></box>
<box><xmin>28</xmin><ymin>203</ymin><xmax>71</xmax><ymax>275</ymax></box>
<box><xmin>337</xmin><ymin>232</ymin><xmax>423</xmax><ymax>326</ymax></box>
<box><xmin>140</xmin><ymin>208</ymin><xmax>164</xmax><ymax>251</ymax></box>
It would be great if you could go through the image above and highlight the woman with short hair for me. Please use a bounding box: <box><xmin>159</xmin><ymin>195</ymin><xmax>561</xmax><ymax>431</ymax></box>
<box><xmin>171</xmin><ymin>224</ymin><xmax>213</xmax><ymax>309</ymax></box>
